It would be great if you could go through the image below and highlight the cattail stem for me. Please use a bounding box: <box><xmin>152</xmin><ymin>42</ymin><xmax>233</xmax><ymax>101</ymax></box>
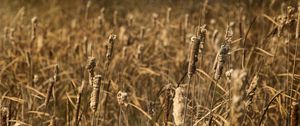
<box><xmin>73</xmin><ymin>81</ymin><xmax>85</xmax><ymax>126</ymax></box>
<box><xmin>291</xmin><ymin>102</ymin><xmax>299</xmax><ymax>126</ymax></box>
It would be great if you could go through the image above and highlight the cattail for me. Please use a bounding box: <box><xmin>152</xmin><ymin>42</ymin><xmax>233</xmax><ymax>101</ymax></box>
<box><xmin>225</xmin><ymin>69</ymin><xmax>234</xmax><ymax>83</ymax></box>
<box><xmin>198</xmin><ymin>25</ymin><xmax>207</xmax><ymax>54</ymax></box>
<box><xmin>90</xmin><ymin>75</ymin><xmax>102</xmax><ymax>113</ymax></box>
<box><xmin>152</xmin><ymin>13</ymin><xmax>158</xmax><ymax>27</ymax></box>
<box><xmin>45</xmin><ymin>78</ymin><xmax>55</xmax><ymax>108</ymax></box>
<box><xmin>31</xmin><ymin>17</ymin><xmax>38</xmax><ymax>41</ymax></box>
<box><xmin>213</xmin><ymin>43</ymin><xmax>230</xmax><ymax>80</ymax></box>
<box><xmin>188</xmin><ymin>36</ymin><xmax>200</xmax><ymax>78</ymax></box>
<box><xmin>173</xmin><ymin>86</ymin><xmax>186</xmax><ymax>126</ymax></box>
<box><xmin>86</xmin><ymin>57</ymin><xmax>96</xmax><ymax>86</ymax></box>
<box><xmin>291</xmin><ymin>101</ymin><xmax>299</xmax><ymax>126</ymax></box>
<box><xmin>117</xmin><ymin>91</ymin><xmax>128</xmax><ymax>107</ymax></box>
<box><xmin>97</xmin><ymin>8</ymin><xmax>105</xmax><ymax>29</ymax></box>
<box><xmin>74</xmin><ymin>81</ymin><xmax>85</xmax><ymax>126</ymax></box>
<box><xmin>105</xmin><ymin>34</ymin><xmax>117</xmax><ymax>64</ymax></box>
<box><xmin>160</xmin><ymin>84</ymin><xmax>174</xmax><ymax>126</ymax></box>
<box><xmin>230</xmin><ymin>69</ymin><xmax>247</xmax><ymax>126</ymax></box>
<box><xmin>188</xmin><ymin>25</ymin><xmax>206</xmax><ymax>78</ymax></box>
<box><xmin>137</xmin><ymin>44</ymin><xmax>144</xmax><ymax>60</ymax></box>
<box><xmin>33</xmin><ymin>74</ymin><xmax>39</xmax><ymax>84</ymax></box>
<box><xmin>53</xmin><ymin>64</ymin><xmax>59</xmax><ymax>82</ymax></box>
<box><xmin>113</xmin><ymin>10</ymin><xmax>118</xmax><ymax>26</ymax></box>
<box><xmin>184</xmin><ymin>14</ymin><xmax>189</xmax><ymax>29</ymax></box>
<box><xmin>122</xmin><ymin>46</ymin><xmax>128</xmax><ymax>58</ymax></box>
<box><xmin>0</xmin><ymin>106</ymin><xmax>8</xmax><ymax>126</ymax></box>
<box><xmin>49</xmin><ymin>116</ymin><xmax>56</xmax><ymax>126</ymax></box>
<box><xmin>140</xmin><ymin>26</ymin><xmax>145</xmax><ymax>40</ymax></box>
<box><xmin>246</xmin><ymin>75</ymin><xmax>259</xmax><ymax>107</ymax></box>
<box><xmin>85</xmin><ymin>0</ymin><xmax>91</xmax><ymax>20</ymax></box>
<box><xmin>9</xmin><ymin>28</ymin><xmax>15</xmax><ymax>43</ymax></box>
<box><xmin>4</xmin><ymin>27</ymin><xmax>9</xmax><ymax>42</ymax></box>
<box><xmin>166</xmin><ymin>7</ymin><xmax>172</xmax><ymax>25</ymax></box>
<box><xmin>127</xmin><ymin>14</ymin><xmax>134</xmax><ymax>27</ymax></box>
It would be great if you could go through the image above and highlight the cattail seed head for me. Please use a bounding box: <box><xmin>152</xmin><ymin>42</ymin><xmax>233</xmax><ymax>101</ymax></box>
<box><xmin>45</xmin><ymin>78</ymin><xmax>55</xmax><ymax>108</ymax></box>
<box><xmin>86</xmin><ymin>57</ymin><xmax>96</xmax><ymax>86</ymax></box>
<box><xmin>214</xmin><ymin>43</ymin><xmax>230</xmax><ymax>80</ymax></box>
<box><xmin>187</xmin><ymin>25</ymin><xmax>206</xmax><ymax>78</ymax></box>
<box><xmin>90</xmin><ymin>75</ymin><xmax>101</xmax><ymax>113</ymax></box>
<box><xmin>106</xmin><ymin>34</ymin><xmax>117</xmax><ymax>62</ymax></box>
<box><xmin>117</xmin><ymin>91</ymin><xmax>128</xmax><ymax>107</ymax></box>
<box><xmin>166</xmin><ymin>7</ymin><xmax>172</xmax><ymax>24</ymax></box>
<box><xmin>31</xmin><ymin>16</ymin><xmax>38</xmax><ymax>41</ymax></box>
<box><xmin>173</xmin><ymin>86</ymin><xmax>186</xmax><ymax>126</ymax></box>
<box><xmin>53</xmin><ymin>64</ymin><xmax>59</xmax><ymax>82</ymax></box>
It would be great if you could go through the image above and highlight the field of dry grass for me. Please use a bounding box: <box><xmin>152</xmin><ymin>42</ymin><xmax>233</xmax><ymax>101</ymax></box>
<box><xmin>0</xmin><ymin>0</ymin><xmax>300</xmax><ymax>126</ymax></box>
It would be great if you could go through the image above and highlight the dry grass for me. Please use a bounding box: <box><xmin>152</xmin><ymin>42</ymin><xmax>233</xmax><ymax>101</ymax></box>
<box><xmin>0</xmin><ymin>0</ymin><xmax>300</xmax><ymax>125</ymax></box>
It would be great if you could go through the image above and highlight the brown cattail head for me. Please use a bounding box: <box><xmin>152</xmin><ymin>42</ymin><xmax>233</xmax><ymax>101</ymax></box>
<box><xmin>106</xmin><ymin>34</ymin><xmax>117</xmax><ymax>63</ymax></box>
<box><xmin>0</xmin><ymin>106</ymin><xmax>8</xmax><ymax>126</ymax></box>
<box><xmin>198</xmin><ymin>25</ymin><xmax>207</xmax><ymax>54</ymax></box>
<box><xmin>214</xmin><ymin>43</ymin><xmax>230</xmax><ymax>80</ymax></box>
<box><xmin>90</xmin><ymin>75</ymin><xmax>102</xmax><ymax>113</ymax></box>
<box><xmin>113</xmin><ymin>10</ymin><xmax>118</xmax><ymax>26</ymax></box>
<box><xmin>117</xmin><ymin>91</ymin><xmax>128</xmax><ymax>107</ymax></box>
<box><xmin>173</xmin><ymin>86</ymin><xmax>186</xmax><ymax>126</ymax></box>
<box><xmin>53</xmin><ymin>64</ymin><xmax>59</xmax><ymax>82</ymax></box>
<box><xmin>137</xmin><ymin>44</ymin><xmax>144</xmax><ymax>60</ymax></box>
<box><xmin>86</xmin><ymin>57</ymin><xmax>96</xmax><ymax>86</ymax></box>
<box><xmin>187</xmin><ymin>25</ymin><xmax>207</xmax><ymax>78</ymax></box>
<box><xmin>31</xmin><ymin>16</ymin><xmax>38</xmax><ymax>41</ymax></box>
<box><xmin>188</xmin><ymin>36</ymin><xmax>200</xmax><ymax>78</ymax></box>
<box><xmin>45</xmin><ymin>78</ymin><xmax>55</xmax><ymax>108</ymax></box>
<box><xmin>291</xmin><ymin>101</ymin><xmax>299</xmax><ymax>126</ymax></box>
<box><xmin>230</xmin><ymin>69</ymin><xmax>247</xmax><ymax>126</ymax></box>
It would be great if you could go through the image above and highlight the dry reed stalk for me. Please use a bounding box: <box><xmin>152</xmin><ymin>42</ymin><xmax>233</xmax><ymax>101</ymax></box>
<box><xmin>0</xmin><ymin>106</ymin><xmax>8</xmax><ymax>126</ymax></box>
<box><xmin>86</xmin><ymin>57</ymin><xmax>96</xmax><ymax>86</ymax></box>
<box><xmin>290</xmin><ymin>101</ymin><xmax>299</xmax><ymax>126</ymax></box>
<box><xmin>73</xmin><ymin>81</ymin><xmax>86</xmax><ymax>126</ymax></box>
<box><xmin>230</xmin><ymin>69</ymin><xmax>247</xmax><ymax>126</ymax></box>
<box><xmin>90</xmin><ymin>75</ymin><xmax>102</xmax><ymax>113</ymax></box>
<box><xmin>173</xmin><ymin>86</ymin><xmax>186</xmax><ymax>126</ymax></box>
